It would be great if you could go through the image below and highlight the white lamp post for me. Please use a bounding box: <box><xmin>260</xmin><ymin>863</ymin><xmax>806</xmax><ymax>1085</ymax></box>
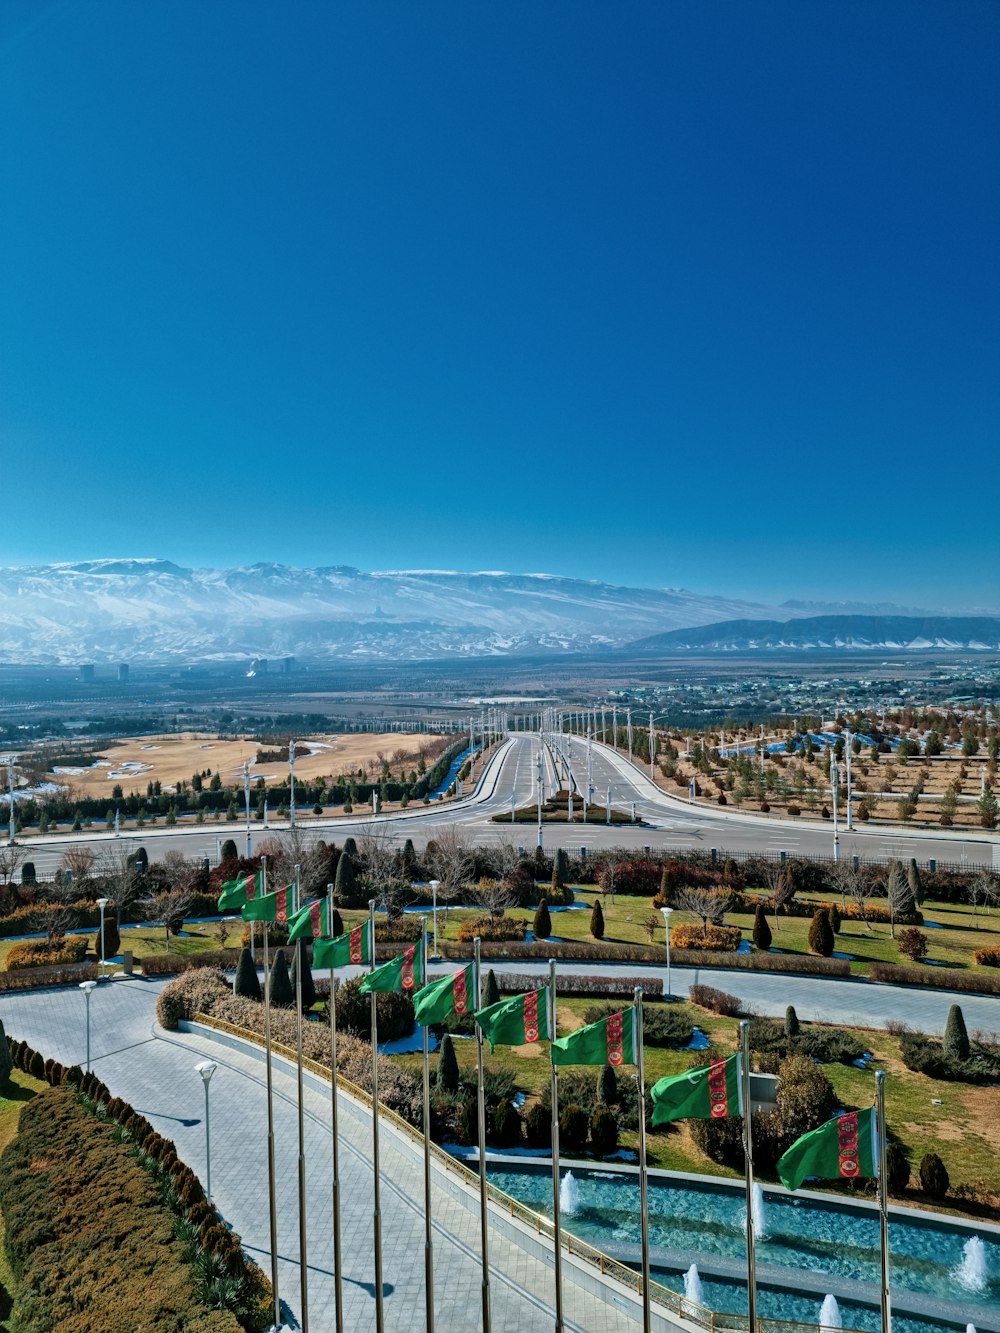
<box><xmin>96</xmin><ymin>897</ymin><xmax>109</xmax><ymax>979</ymax></box>
<box><xmin>660</xmin><ymin>907</ymin><xmax>673</xmax><ymax>1001</ymax></box>
<box><xmin>79</xmin><ymin>979</ymin><xmax>97</xmax><ymax>1070</ymax></box>
<box><xmin>195</xmin><ymin>1060</ymin><xmax>218</xmax><ymax>1201</ymax></box>
<box><xmin>430</xmin><ymin>879</ymin><xmax>441</xmax><ymax>960</ymax></box>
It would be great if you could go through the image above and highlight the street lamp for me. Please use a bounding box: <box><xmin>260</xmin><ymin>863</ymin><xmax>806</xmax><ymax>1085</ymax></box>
<box><xmin>660</xmin><ymin>907</ymin><xmax>674</xmax><ymax>1001</ymax></box>
<box><xmin>79</xmin><ymin>979</ymin><xmax>97</xmax><ymax>1070</ymax></box>
<box><xmin>96</xmin><ymin>897</ymin><xmax>109</xmax><ymax>979</ymax></box>
<box><xmin>195</xmin><ymin>1061</ymin><xmax>218</xmax><ymax>1201</ymax></box>
<box><xmin>430</xmin><ymin>880</ymin><xmax>441</xmax><ymax>960</ymax></box>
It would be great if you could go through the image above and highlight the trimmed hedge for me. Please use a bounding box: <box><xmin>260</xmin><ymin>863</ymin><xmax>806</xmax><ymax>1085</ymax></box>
<box><xmin>670</xmin><ymin>923</ymin><xmax>742</xmax><ymax>952</ymax></box>
<box><xmin>869</xmin><ymin>962</ymin><xmax>1000</xmax><ymax>996</ymax></box>
<box><xmin>0</xmin><ymin>960</ymin><xmax>98</xmax><ymax>991</ymax></box>
<box><xmin>5</xmin><ymin>936</ymin><xmax>89</xmax><ymax>970</ymax></box>
<box><xmin>456</xmin><ymin>915</ymin><xmax>528</xmax><ymax>944</ymax></box>
<box><xmin>141</xmin><ymin>949</ymin><xmax>242</xmax><ymax>976</ymax></box>
<box><xmin>689</xmin><ymin>984</ymin><xmax>742</xmax><ymax>1016</ymax></box>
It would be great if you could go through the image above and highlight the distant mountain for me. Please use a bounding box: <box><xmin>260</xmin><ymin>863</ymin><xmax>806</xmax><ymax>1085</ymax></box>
<box><xmin>629</xmin><ymin>615</ymin><xmax>1000</xmax><ymax>654</ymax></box>
<box><xmin>0</xmin><ymin>560</ymin><xmax>785</xmax><ymax>664</ymax></box>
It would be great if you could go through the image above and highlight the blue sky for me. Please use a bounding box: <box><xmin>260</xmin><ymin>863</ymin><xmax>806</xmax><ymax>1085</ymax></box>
<box><xmin>2</xmin><ymin>1</ymin><xmax>998</xmax><ymax>608</ymax></box>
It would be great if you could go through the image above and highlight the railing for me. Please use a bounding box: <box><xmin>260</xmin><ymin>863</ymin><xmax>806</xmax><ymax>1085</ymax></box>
<box><xmin>190</xmin><ymin>1010</ymin><xmax>866</xmax><ymax>1333</ymax></box>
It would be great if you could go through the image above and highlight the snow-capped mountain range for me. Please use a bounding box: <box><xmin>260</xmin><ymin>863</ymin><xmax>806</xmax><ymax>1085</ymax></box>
<box><xmin>0</xmin><ymin>560</ymin><xmax>984</xmax><ymax>664</ymax></box>
<box><xmin>0</xmin><ymin>558</ymin><xmax>790</xmax><ymax>663</ymax></box>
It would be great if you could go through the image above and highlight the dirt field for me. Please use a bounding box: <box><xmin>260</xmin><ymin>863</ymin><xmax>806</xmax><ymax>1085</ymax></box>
<box><xmin>49</xmin><ymin>732</ymin><xmax>443</xmax><ymax>797</ymax></box>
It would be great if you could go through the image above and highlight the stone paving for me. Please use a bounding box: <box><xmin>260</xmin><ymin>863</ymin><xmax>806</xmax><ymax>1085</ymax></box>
<box><xmin>0</xmin><ymin>976</ymin><xmax>651</xmax><ymax>1332</ymax></box>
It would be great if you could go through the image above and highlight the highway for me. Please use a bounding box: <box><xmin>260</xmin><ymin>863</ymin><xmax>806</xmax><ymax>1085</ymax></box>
<box><xmin>11</xmin><ymin>734</ymin><xmax>999</xmax><ymax>875</ymax></box>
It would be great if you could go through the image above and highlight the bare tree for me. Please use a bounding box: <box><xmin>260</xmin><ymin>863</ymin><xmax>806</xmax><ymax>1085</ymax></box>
<box><xmin>258</xmin><ymin>828</ymin><xmax>327</xmax><ymax>895</ymax></box>
<box><xmin>151</xmin><ymin>887</ymin><xmax>199</xmax><ymax>950</ymax></box>
<box><xmin>597</xmin><ymin>852</ymin><xmax>624</xmax><ymax>904</ymax></box>
<box><xmin>674</xmin><ymin>884</ymin><xmax>731</xmax><ymax>933</ymax></box>
<box><xmin>885</xmin><ymin>860</ymin><xmax>910</xmax><ymax>939</ymax></box>
<box><xmin>60</xmin><ymin>846</ymin><xmax>96</xmax><ymax>886</ymax></box>
<box><xmin>95</xmin><ymin>844</ymin><xmax>146</xmax><ymax>925</ymax></box>
<box><xmin>759</xmin><ymin>859</ymin><xmax>795</xmax><ymax>930</ymax></box>
<box><xmin>832</xmin><ymin>859</ymin><xmax>877</xmax><ymax>932</ymax></box>
<box><xmin>468</xmin><ymin>876</ymin><xmax>518</xmax><ymax>922</ymax></box>
<box><xmin>968</xmin><ymin>872</ymin><xmax>999</xmax><ymax>928</ymax></box>
<box><xmin>358</xmin><ymin>825</ymin><xmax>409</xmax><ymax>921</ymax></box>
<box><xmin>0</xmin><ymin>843</ymin><xmax>25</xmax><ymax>887</ymax></box>
<box><xmin>426</xmin><ymin>826</ymin><xmax>473</xmax><ymax>903</ymax></box>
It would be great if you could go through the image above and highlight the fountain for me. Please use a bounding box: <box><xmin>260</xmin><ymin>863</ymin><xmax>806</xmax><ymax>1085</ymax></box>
<box><xmin>818</xmin><ymin>1294</ymin><xmax>842</xmax><ymax>1331</ymax></box>
<box><xmin>559</xmin><ymin>1171</ymin><xmax>581</xmax><ymax>1217</ymax></box>
<box><xmin>682</xmin><ymin>1263</ymin><xmax>704</xmax><ymax>1312</ymax></box>
<box><xmin>965</xmin><ymin>1325</ymin><xmax>977</xmax><ymax>1333</ymax></box>
<box><xmin>742</xmin><ymin>1181</ymin><xmax>769</xmax><ymax>1240</ymax></box>
<box><xmin>954</xmin><ymin>1236</ymin><xmax>987</xmax><ymax>1292</ymax></box>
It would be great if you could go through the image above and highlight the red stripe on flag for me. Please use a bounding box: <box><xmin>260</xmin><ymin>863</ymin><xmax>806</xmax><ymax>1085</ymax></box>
<box><xmin>523</xmin><ymin>991</ymin><xmax>540</xmax><ymax>1043</ymax></box>
<box><xmin>276</xmin><ymin>888</ymin><xmax>288</xmax><ymax>924</ymax></box>
<box><xmin>606</xmin><ymin>1010</ymin><xmax>624</xmax><ymax>1066</ymax></box>
<box><xmin>401</xmin><ymin>945</ymin><xmax>416</xmax><ymax>991</ymax></box>
<box><xmin>708</xmin><ymin>1057</ymin><xmax>730</xmax><ymax>1118</ymax></box>
<box><xmin>245</xmin><ymin>873</ymin><xmax>257</xmax><ymax>903</ymax></box>
<box><xmin>349</xmin><ymin>925</ymin><xmax>364</xmax><ymax>964</ymax></box>
<box><xmin>453</xmin><ymin>968</ymin><xmax>468</xmax><ymax>1015</ymax></box>
<box><xmin>309</xmin><ymin>902</ymin><xmax>322</xmax><ymax>938</ymax></box>
<box><xmin>837</xmin><ymin>1111</ymin><xmax>861</xmax><ymax>1178</ymax></box>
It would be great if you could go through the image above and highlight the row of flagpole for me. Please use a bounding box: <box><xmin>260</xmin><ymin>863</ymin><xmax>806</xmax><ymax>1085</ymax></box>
<box><xmin>217</xmin><ymin>863</ymin><xmax>897</xmax><ymax>1333</ymax></box>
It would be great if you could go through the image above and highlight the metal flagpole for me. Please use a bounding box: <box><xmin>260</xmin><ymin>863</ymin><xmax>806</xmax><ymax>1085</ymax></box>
<box><xmin>261</xmin><ymin>859</ymin><xmax>280</xmax><ymax>1328</ymax></box>
<box><xmin>420</xmin><ymin>916</ymin><xmax>435</xmax><ymax>1332</ymax></box>
<box><xmin>549</xmin><ymin>959</ymin><xmax>564</xmax><ymax>1332</ymax></box>
<box><xmin>875</xmin><ymin>1071</ymin><xmax>892</xmax><ymax>1333</ymax></box>
<box><xmin>294</xmin><ymin>864</ymin><xmax>309</xmax><ymax>1331</ymax></box>
<box><xmin>329</xmin><ymin>901</ymin><xmax>344</xmax><ymax>1333</ymax></box>
<box><xmin>634</xmin><ymin>987</ymin><xmax>651</xmax><ymax>1333</ymax></box>
<box><xmin>474</xmin><ymin>937</ymin><xmax>492</xmax><ymax>1333</ymax></box>
<box><xmin>369</xmin><ymin>899</ymin><xmax>385</xmax><ymax>1333</ymax></box>
<box><xmin>739</xmin><ymin>1019</ymin><xmax>757</xmax><ymax>1331</ymax></box>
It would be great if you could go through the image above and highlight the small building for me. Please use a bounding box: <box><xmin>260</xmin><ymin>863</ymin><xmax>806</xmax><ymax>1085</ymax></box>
<box><xmin>117</xmin><ymin>663</ymin><xmax>130</xmax><ymax>683</ymax></box>
<box><xmin>79</xmin><ymin>664</ymin><xmax>95</xmax><ymax>682</ymax></box>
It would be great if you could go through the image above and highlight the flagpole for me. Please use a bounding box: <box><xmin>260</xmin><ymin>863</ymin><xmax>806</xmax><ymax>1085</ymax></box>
<box><xmin>261</xmin><ymin>855</ymin><xmax>280</xmax><ymax>1330</ymax></box>
<box><xmin>329</xmin><ymin>917</ymin><xmax>344</xmax><ymax>1333</ymax></box>
<box><xmin>634</xmin><ymin>987</ymin><xmax>651</xmax><ymax>1333</ymax></box>
<box><xmin>369</xmin><ymin>898</ymin><xmax>385</xmax><ymax>1333</ymax></box>
<box><xmin>295</xmin><ymin>863</ymin><xmax>309</xmax><ymax>1332</ymax></box>
<box><xmin>549</xmin><ymin>958</ymin><xmax>564</xmax><ymax>1333</ymax></box>
<box><xmin>420</xmin><ymin>915</ymin><xmax>435</xmax><ymax>1333</ymax></box>
<box><xmin>875</xmin><ymin>1071</ymin><xmax>892</xmax><ymax>1333</ymax></box>
<box><xmin>474</xmin><ymin>937</ymin><xmax>492</xmax><ymax>1333</ymax></box>
<box><xmin>739</xmin><ymin>1019</ymin><xmax>757</xmax><ymax>1332</ymax></box>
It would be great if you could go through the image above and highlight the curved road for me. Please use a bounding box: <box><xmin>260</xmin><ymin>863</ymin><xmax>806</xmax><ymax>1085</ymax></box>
<box><xmin>12</xmin><ymin>735</ymin><xmax>1000</xmax><ymax>876</ymax></box>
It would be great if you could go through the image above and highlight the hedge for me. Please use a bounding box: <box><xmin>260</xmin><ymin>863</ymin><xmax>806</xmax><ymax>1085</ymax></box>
<box><xmin>869</xmin><ymin>962</ymin><xmax>1000</xmax><ymax>996</ymax></box>
<box><xmin>6</xmin><ymin>936</ymin><xmax>89</xmax><ymax>970</ymax></box>
<box><xmin>689</xmin><ymin>984</ymin><xmax>743</xmax><ymax>1016</ymax></box>
<box><xmin>669</xmin><ymin>923</ymin><xmax>742</xmax><ymax>952</ymax></box>
<box><xmin>0</xmin><ymin>961</ymin><xmax>98</xmax><ymax>992</ymax></box>
<box><xmin>141</xmin><ymin>949</ymin><xmax>243</xmax><ymax>976</ymax></box>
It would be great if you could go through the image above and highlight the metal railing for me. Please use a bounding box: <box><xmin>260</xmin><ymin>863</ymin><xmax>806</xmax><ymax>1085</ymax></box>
<box><xmin>191</xmin><ymin>1010</ymin><xmax>865</xmax><ymax>1333</ymax></box>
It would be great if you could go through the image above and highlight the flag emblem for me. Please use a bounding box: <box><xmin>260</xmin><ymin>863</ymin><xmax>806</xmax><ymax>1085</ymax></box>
<box><xmin>453</xmin><ymin>969</ymin><xmax>468</xmax><ymax>1014</ymax></box>
<box><xmin>708</xmin><ymin>1058</ymin><xmax>730</xmax><ymax>1118</ymax></box>
<box><xmin>349</xmin><ymin>925</ymin><xmax>365</xmax><ymax>964</ymax></box>
<box><xmin>606</xmin><ymin>1011</ymin><xmax>624</xmax><ymax>1066</ymax></box>
<box><xmin>276</xmin><ymin>888</ymin><xmax>289</xmax><ymax>923</ymax></box>
<box><xmin>838</xmin><ymin>1112</ymin><xmax>861</xmax><ymax>1177</ymax></box>
<box><xmin>523</xmin><ymin>991</ymin><xmax>540</xmax><ymax>1042</ymax></box>
<box><xmin>400</xmin><ymin>945</ymin><xmax>417</xmax><ymax>991</ymax></box>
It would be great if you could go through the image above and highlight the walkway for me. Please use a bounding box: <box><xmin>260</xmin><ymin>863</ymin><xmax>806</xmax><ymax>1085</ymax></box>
<box><xmin>0</xmin><ymin>976</ymin><xmax>651</xmax><ymax>1333</ymax></box>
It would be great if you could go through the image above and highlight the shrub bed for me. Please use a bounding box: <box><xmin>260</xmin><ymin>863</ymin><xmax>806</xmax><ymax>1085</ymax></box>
<box><xmin>5</xmin><ymin>936</ymin><xmax>90</xmax><ymax>970</ymax></box>
<box><xmin>869</xmin><ymin>962</ymin><xmax>1000</xmax><ymax>996</ymax></box>
<box><xmin>455</xmin><ymin>915</ymin><xmax>528</xmax><ymax>944</ymax></box>
<box><xmin>583</xmin><ymin>1001</ymin><xmax>693</xmax><ymax>1047</ymax></box>
<box><xmin>688</xmin><ymin>984</ymin><xmax>742</xmax><ymax>1016</ymax></box>
<box><xmin>669</xmin><ymin>924</ymin><xmax>742</xmax><ymax>952</ymax></box>
<box><xmin>0</xmin><ymin>1063</ymin><xmax>271</xmax><ymax>1330</ymax></box>
<box><xmin>748</xmin><ymin>1017</ymin><xmax>866</xmax><ymax>1065</ymax></box>
<box><xmin>972</xmin><ymin>945</ymin><xmax>1000</xmax><ymax>967</ymax></box>
<box><xmin>141</xmin><ymin>948</ymin><xmax>242</xmax><ymax>976</ymax></box>
<box><xmin>0</xmin><ymin>960</ymin><xmax>98</xmax><ymax>991</ymax></box>
<box><xmin>898</xmin><ymin>1030</ymin><xmax>1000</xmax><ymax>1084</ymax></box>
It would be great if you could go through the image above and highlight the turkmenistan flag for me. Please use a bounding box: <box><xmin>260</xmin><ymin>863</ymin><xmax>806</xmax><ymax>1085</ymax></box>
<box><xmin>359</xmin><ymin>944</ymin><xmax>423</xmax><ymax>995</ymax></box>
<box><xmin>218</xmin><ymin>869</ymin><xmax>264</xmax><ymax>911</ymax></box>
<box><xmin>777</xmin><ymin>1108</ymin><xmax>878</xmax><ymax>1192</ymax></box>
<box><xmin>552</xmin><ymin>1009</ymin><xmax>637</xmax><ymax>1067</ymax></box>
<box><xmin>650</xmin><ymin>1054</ymin><xmax>741</xmax><ymax>1126</ymax></box>
<box><xmin>288</xmin><ymin>897</ymin><xmax>338</xmax><ymax>942</ymax></box>
<box><xmin>474</xmin><ymin>989</ymin><xmax>549</xmax><ymax>1052</ymax></box>
<box><xmin>314</xmin><ymin>921</ymin><xmax>371</xmax><ymax>970</ymax></box>
<box><xmin>414</xmin><ymin>963</ymin><xmax>475</xmax><ymax>1027</ymax></box>
<box><xmin>242</xmin><ymin>885</ymin><xmax>293</xmax><ymax>924</ymax></box>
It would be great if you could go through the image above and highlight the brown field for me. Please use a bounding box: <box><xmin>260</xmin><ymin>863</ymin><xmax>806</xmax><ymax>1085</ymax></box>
<box><xmin>49</xmin><ymin>731</ymin><xmax>442</xmax><ymax>797</ymax></box>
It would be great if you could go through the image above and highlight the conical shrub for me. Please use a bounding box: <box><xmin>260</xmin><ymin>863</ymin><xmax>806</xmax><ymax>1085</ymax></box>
<box><xmin>269</xmin><ymin>950</ymin><xmax>294</xmax><ymax>1008</ymax></box>
<box><xmin>233</xmin><ymin>947</ymin><xmax>262</xmax><ymax>1001</ymax></box>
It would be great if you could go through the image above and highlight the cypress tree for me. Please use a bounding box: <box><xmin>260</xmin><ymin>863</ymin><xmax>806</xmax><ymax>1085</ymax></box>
<box><xmin>597</xmin><ymin>1061</ymin><xmax>618</xmax><ymax>1106</ymax></box>
<box><xmin>96</xmin><ymin>913</ymin><xmax>120</xmax><ymax>961</ymax></box>
<box><xmin>808</xmin><ymin>908</ymin><xmax>834</xmax><ymax>957</ymax></box>
<box><xmin>342</xmin><ymin>837</ymin><xmax>357</xmax><ymax>859</ymax></box>
<box><xmin>658</xmin><ymin>863</ymin><xmax>673</xmax><ymax>904</ymax></box>
<box><xmin>551</xmin><ymin>848</ymin><xmax>568</xmax><ymax>894</ymax></box>
<box><xmin>437</xmin><ymin>1034</ymin><xmax>460</xmax><ymax>1093</ymax></box>
<box><xmin>784</xmin><ymin>1005</ymin><xmax>800</xmax><ymax>1038</ymax></box>
<box><xmin>751</xmin><ymin>904</ymin><xmax>772</xmax><ymax>951</ymax></box>
<box><xmin>827</xmin><ymin>902</ymin><xmax>842</xmax><ymax>934</ymax></box>
<box><xmin>334</xmin><ymin>852</ymin><xmax>359</xmax><ymax>907</ymax></box>
<box><xmin>483</xmin><ymin>969</ymin><xmax>501</xmax><ymax>1008</ymax></box>
<box><xmin>290</xmin><ymin>939</ymin><xmax>317</xmax><ymax>1011</ymax></box>
<box><xmin>533</xmin><ymin>896</ymin><xmax>552</xmax><ymax>941</ymax></box>
<box><xmin>590</xmin><ymin>899</ymin><xmax>605</xmax><ymax>940</ymax></box>
<box><xmin>220</xmin><ymin>839</ymin><xmax>238</xmax><ymax>861</ymax></box>
<box><xmin>233</xmin><ymin>947</ymin><xmax>262</xmax><ymax>1001</ymax></box>
<box><xmin>943</xmin><ymin>1004</ymin><xmax>969</xmax><ymax>1061</ymax></box>
<box><xmin>0</xmin><ymin>1018</ymin><xmax>12</xmax><ymax>1087</ymax></box>
<box><xmin>908</xmin><ymin>858</ymin><xmax>924</xmax><ymax>907</ymax></box>
<box><xmin>269</xmin><ymin>950</ymin><xmax>294</xmax><ymax>1008</ymax></box>
<box><xmin>327</xmin><ymin>905</ymin><xmax>343</xmax><ymax>939</ymax></box>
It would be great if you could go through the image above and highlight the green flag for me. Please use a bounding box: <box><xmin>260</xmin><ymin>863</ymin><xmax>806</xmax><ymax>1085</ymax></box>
<box><xmin>474</xmin><ymin>988</ymin><xmax>549</xmax><ymax>1052</ymax></box>
<box><xmin>242</xmin><ymin>885</ymin><xmax>293</xmax><ymax>923</ymax></box>
<box><xmin>650</xmin><ymin>1053</ymin><xmax>742</xmax><ymax>1127</ymax></box>
<box><xmin>777</xmin><ymin>1108</ymin><xmax>878</xmax><ymax>1191</ymax></box>
<box><xmin>552</xmin><ymin>1008</ymin><xmax>637</xmax><ymax>1067</ymax></box>
<box><xmin>288</xmin><ymin>897</ymin><xmax>338</xmax><ymax>942</ymax></box>
<box><xmin>414</xmin><ymin>963</ymin><xmax>475</xmax><ymax>1028</ymax></box>
<box><xmin>313</xmin><ymin>921</ymin><xmax>371</xmax><ymax>969</ymax></box>
<box><xmin>359</xmin><ymin>943</ymin><xmax>423</xmax><ymax>995</ymax></box>
<box><xmin>218</xmin><ymin>869</ymin><xmax>264</xmax><ymax>911</ymax></box>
